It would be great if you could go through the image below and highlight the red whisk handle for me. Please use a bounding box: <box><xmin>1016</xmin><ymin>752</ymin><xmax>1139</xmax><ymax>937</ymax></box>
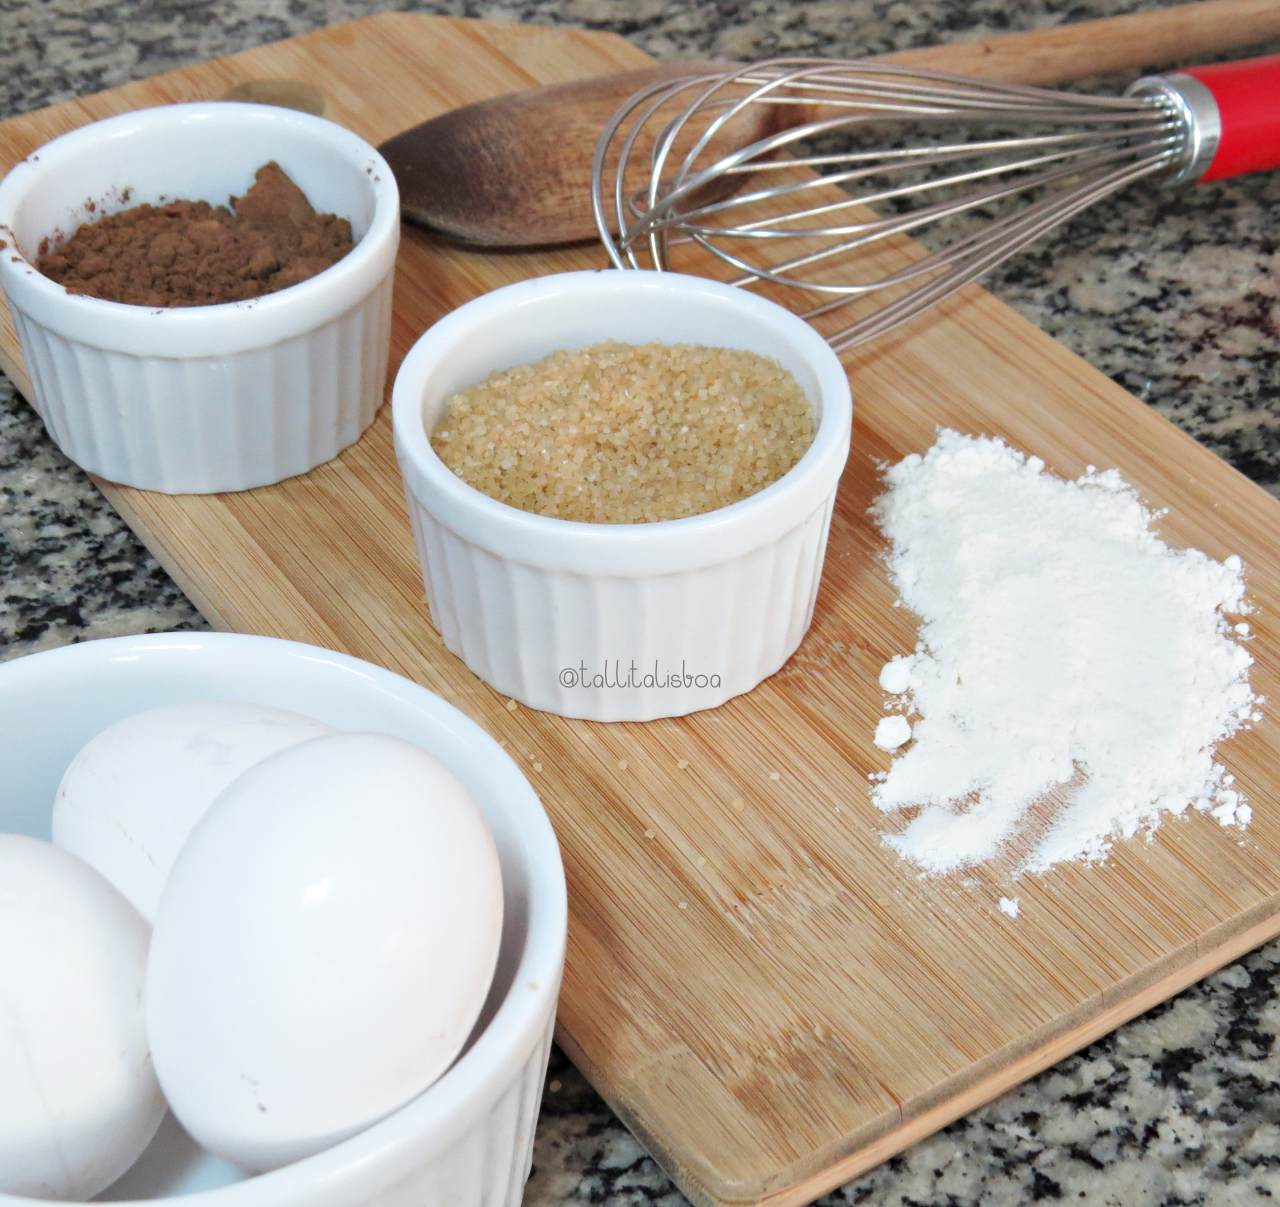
<box><xmin>1180</xmin><ymin>53</ymin><xmax>1280</xmax><ymax>183</ymax></box>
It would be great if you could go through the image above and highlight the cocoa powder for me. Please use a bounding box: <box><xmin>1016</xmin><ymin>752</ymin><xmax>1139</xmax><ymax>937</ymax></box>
<box><xmin>36</xmin><ymin>162</ymin><xmax>353</xmax><ymax>307</ymax></box>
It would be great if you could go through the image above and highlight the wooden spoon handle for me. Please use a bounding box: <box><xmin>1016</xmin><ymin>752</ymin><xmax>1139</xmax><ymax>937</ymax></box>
<box><xmin>770</xmin><ymin>0</ymin><xmax>1280</xmax><ymax>134</ymax></box>
<box><xmin>876</xmin><ymin>0</ymin><xmax>1280</xmax><ymax>85</ymax></box>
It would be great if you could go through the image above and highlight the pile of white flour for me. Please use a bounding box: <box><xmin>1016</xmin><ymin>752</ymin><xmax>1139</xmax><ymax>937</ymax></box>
<box><xmin>871</xmin><ymin>429</ymin><xmax>1260</xmax><ymax>876</ymax></box>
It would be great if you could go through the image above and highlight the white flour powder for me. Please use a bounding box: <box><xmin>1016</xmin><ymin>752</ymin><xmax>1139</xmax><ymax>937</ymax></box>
<box><xmin>871</xmin><ymin>429</ymin><xmax>1259</xmax><ymax>876</ymax></box>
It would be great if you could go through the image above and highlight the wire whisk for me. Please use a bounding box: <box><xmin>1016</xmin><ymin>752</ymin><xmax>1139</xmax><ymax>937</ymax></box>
<box><xmin>592</xmin><ymin>54</ymin><xmax>1278</xmax><ymax>350</ymax></box>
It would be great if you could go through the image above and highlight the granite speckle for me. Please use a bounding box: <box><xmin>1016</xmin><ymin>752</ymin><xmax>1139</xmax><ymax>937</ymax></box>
<box><xmin>0</xmin><ymin>376</ymin><xmax>203</xmax><ymax>656</ymax></box>
<box><xmin>1</xmin><ymin>1</ymin><xmax>1278</xmax><ymax>1204</ymax></box>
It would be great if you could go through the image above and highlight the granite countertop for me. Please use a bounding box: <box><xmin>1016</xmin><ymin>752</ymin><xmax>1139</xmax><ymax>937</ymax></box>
<box><xmin>2</xmin><ymin>1</ymin><xmax>1278</xmax><ymax>1204</ymax></box>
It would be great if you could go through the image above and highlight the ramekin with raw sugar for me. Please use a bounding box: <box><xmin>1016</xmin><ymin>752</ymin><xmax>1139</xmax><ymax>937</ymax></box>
<box><xmin>392</xmin><ymin>269</ymin><xmax>853</xmax><ymax>722</ymax></box>
<box><xmin>0</xmin><ymin>102</ymin><xmax>399</xmax><ymax>493</ymax></box>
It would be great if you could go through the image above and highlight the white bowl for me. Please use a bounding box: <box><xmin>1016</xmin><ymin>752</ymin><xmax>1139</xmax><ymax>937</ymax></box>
<box><xmin>0</xmin><ymin>103</ymin><xmax>399</xmax><ymax>493</ymax></box>
<box><xmin>0</xmin><ymin>633</ymin><xmax>566</xmax><ymax>1206</ymax></box>
<box><xmin>392</xmin><ymin>269</ymin><xmax>852</xmax><ymax>722</ymax></box>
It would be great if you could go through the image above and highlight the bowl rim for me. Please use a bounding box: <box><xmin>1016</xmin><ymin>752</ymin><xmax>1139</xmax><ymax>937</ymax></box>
<box><xmin>391</xmin><ymin>268</ymin><xmax>853</xmax><ymax>575</ymax></box>
<box><xmin>0</xmin><ymin>632</ymin><xmax>566</xmax><ymax>1205</ymax></box>
<box><xmin>0</xmin><ymin>102</ymin><xmax>400</xmax><ymax>356</ymax></box>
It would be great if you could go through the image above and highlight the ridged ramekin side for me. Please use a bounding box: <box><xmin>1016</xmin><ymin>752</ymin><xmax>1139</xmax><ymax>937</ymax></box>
<box><xmin>9</xmin><ymin>275</ymin><xmax>392</xmax><ymax>493</ymax></box>
<box><xmin>403</xmin><ymin>489</ymin><xmax>839</xmax><ymax>721</ymax></box>
<box><xmin>372</xmin><ymin>1003</ymin><xmax>557</xmax><ymax>1207</ymax></box>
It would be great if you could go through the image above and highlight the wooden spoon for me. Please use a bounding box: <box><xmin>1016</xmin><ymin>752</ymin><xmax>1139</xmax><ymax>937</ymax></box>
<box><xmin>380</xmin><ymin>0</ymin><xmax>1280</xmax><ymax>247</ymax></box>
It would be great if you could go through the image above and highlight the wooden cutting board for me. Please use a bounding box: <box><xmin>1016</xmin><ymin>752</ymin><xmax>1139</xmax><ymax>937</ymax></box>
<box><xmin>2</xmin><ymin>14</ymin><xmax>1277</xmax><ymax>1207</ymax></box>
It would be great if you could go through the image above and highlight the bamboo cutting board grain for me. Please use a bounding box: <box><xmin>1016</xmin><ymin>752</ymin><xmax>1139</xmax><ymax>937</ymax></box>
<box><xmin>2</xmin><ymin>15</ymin><xmax>1278</xmax><ymax>1207</ymax></box>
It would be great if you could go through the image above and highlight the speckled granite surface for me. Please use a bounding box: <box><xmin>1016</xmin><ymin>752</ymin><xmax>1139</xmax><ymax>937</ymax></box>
<box><xmin>1</xmin><ymin>2</ymin><xmax>1278</xmax><ymax>1204</ymax></box>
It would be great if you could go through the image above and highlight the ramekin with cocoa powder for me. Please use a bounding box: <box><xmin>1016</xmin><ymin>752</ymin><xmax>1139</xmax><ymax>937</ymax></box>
<box><xmin>0</xmin><ymin>103</ymin><xmax>399</xmax><ymax>493</ymax></box>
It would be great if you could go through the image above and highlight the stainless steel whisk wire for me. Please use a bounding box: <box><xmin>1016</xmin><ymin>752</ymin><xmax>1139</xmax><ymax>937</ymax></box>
<box><xmin>591</xmin><ymin>58</ymin><xmax>1191</xmax><ymax>350</ymax></box>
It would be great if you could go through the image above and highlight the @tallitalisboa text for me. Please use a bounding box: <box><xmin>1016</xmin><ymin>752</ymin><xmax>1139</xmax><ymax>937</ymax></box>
<box><xmin>559</xmin><ymin>661</ymin><xmax>722</xmax><ymax>691</ymax></box>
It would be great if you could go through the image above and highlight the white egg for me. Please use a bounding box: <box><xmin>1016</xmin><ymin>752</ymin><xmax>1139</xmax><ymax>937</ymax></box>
<box><xmin>53</xmin><ymin>701</ymin><xmax>332</xmax><ymax>921</ymax></box>
<box><xmin>0</xmin><ymin>835</ymin><xmax>165</xmax><ymax>1200</ymax></box>
<box><xmin>146</xmin><ymin>732</ymin><xmax>504</xmax><ymax>1173</ymax></box>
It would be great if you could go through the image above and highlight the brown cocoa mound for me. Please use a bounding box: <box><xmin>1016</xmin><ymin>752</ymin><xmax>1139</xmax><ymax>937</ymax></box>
<box><xmin>35</xmin><ymin>162</ymin><xmax>354</xmax><ymax>307</ymax></box>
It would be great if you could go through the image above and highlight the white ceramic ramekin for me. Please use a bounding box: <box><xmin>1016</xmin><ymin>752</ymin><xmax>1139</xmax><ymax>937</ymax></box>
<box><xmin>0</xmin><ymin>103</ymin><xmax>399</xmax><ymax>493</ymax></box>
<box><xmin>0</xmin><ymin>632</ymin><xmax>566</xmax><ymax>1206</ymax></box>
<box><xmin>392</xmin><ymin>270</ymin><xmax>852</xmax><ymax>722</ymax></box>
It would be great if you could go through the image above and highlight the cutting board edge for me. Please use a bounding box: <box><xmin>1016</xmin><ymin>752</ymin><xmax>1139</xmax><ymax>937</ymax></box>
<box><xmin>573</xmin><ymin>892</ymin><xmax>1280</xmax><ymax>1207</ymax></box>
<box><xmin>0</xmin><ymin>351</ymin><xmax>249</xmax><ymax>636</ymax></box>
<box><xmin>94</xmin><ymin>476</ymin><xmax>238</xmax><ymax>630</ymax></box>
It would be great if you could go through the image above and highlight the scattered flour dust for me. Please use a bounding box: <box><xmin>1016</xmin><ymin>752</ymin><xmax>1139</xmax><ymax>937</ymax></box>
<box><xmin>874</xmin><ymin>714</ymin><xmax>912</xmax><ymax>751</ymax></box>
<box><xmin>871</xmin><ymin>429</ymin><xmax>1260</xmax><ymax>878</ymax></box>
